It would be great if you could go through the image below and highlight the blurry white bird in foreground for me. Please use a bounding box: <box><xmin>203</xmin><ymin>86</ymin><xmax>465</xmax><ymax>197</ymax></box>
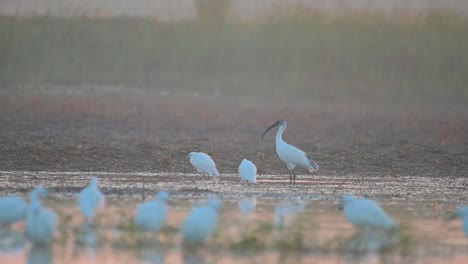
<box><xmin>134</xmin><ymin>191</ymin><xmax>170</xmax><ymax>233</ymax></box>
<box><xmin>275</xmin><ymin>200</ymin><xmax>307</xmax><ymax>229</ymax></box>
<box><xmin>26</xmin><ymin>187</ymin><xmax>56</xmax><ymax>245</ymax></box>
<box><xmin>261</xmin><ymin>119</ymin><xmax>319</xmax><ymax>183</ymax></box>
<box><xmin>449</xmin><ymin>206</ymin><xmax>468</xmax><ymax>238</ymax></box>
<box><xmin>78</xmin><ymin>177</ymin><xmax>105</xmax><ymax>225</ymax></box>
<box><xmin>239</xmin><ymin>159</ymin><xmax>257</xmax><ymax>183</ymax></box>
<box><xmin>0</xmin><ymin>196</ymin><xmax>27</xmax><ymax>227</ymax></box>
<box><xmin>341</xmin><ymin>195</ymin><xmax>396</xmax><ymax>230</ymax></box>
<box><xmin>182</xmin><ymin>197</ymin><xmax>222</xmax><ymax>244</ymax></box>
<box><xmin>189</xmin><ymin>152</ymin><xmax>220</xmax><ymax>182</ymax></box>
<box><xmin>238</xmin><ymin>197</ymin><xmax>257</xmax><ymax>214</ymax></box>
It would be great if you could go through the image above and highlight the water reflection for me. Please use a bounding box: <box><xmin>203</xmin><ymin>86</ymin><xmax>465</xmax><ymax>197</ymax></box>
<box><xmin>27</xmin><ymin>246</ymin><xmax>53</xmax><ymax>264</ymax></box>
<box><xmin>238</xmin><ymin>197</ymin><xmax>257</xmax><ymax>214</ymax></box>
<box><xmin>138</xmin><ymin>247</ymin><xmax>165</xmax><ymax>264</ymax></box>
<box><xmin>0</xmin><ymin>229</ymin><xmax>25</xmax><ymax>253</ymax></box>
<box><xmin>75</xmin><ymin>224</ymin><xmax>102</xmax><ymax>261</ymax></box>
<box><xmin>182</xmin><ymin>249</ymin><xmax>207</xmax><ymax>264</ymax></box>
<box><xmin>343</xmin><ymin>229</ymin><xmax>399</xmax><ymax>254</ymax></box>
<box><xmin>274</xmin><ymin>200</ymin><xmax>307</xmax><ymax>229</ymax></box>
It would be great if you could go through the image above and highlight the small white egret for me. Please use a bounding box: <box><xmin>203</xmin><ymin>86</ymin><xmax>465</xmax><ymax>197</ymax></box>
<box><xmin>181</xmin><ymin>197</ymin><xmax>222</xmax><ymax>244</ymax></box>
<box><xmin>341</xmin><ymin>195</ymin><xmax>396</xmax><ymax>230</ymax></box>
<box><xmin>261</xmin><ymin>119</ymin><xmax>319</xmax><ymax>183</ymax></box>
<box><xmin>238</xmin><ymin>197</ymin><xmax>257</xmax><ymax>214</ymax></box>
<box><xmin>189</xmin><ymin>152</ymin><xmax>220</xmax><ymax>182</ymax></box>
<box><xmin>78</xmin><ymin>177</ymin><xmax>105</xmax><ymax>224</ymax></box>
<box><xmin>26</xmin><ymin>187</ymin><xmax>57</xmax><ymax>245</ymax></box>
<box><xmin>449</xmin><ymin>206</ymin><xmax>468</xmax><ymax>237</ymax></box>
<box><xmin>239</xmin><ymin>159</ymin><xmax>257</xmax><ymax>183</ymax></box>
<box><xmin>134</xmin><ymin>191</ymin><xmax>170</xmax><ymax>233</ymax></box>
<box><xmin>0</xmin><ymin>196</ymin><xmax>28</xmax><ymax>227</ymax></box>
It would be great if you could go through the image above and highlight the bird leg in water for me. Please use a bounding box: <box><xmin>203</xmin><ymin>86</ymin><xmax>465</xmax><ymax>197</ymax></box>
<box><xmin>292</xmin><ymin>170</ymin><xmax>297</xmax><ymax>183</ymax></box>
<box><xmin>288</xmin><ymin>170</ymin><xmax>293</xmax><ymax>183</ymax></box>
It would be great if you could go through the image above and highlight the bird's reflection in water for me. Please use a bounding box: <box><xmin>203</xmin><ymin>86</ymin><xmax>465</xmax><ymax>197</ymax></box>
<box><xmin>342</xmin><ymin>228</ymin><xmax>399</xmax><ymax>262</ymax></box>
<box><xmin>138</xmin><ymin>247</ymin><xmax>165</xmax><ymax>264</ymax></box>
<box><xmin>182</xmin><ymin>248</ymin><xmax>207</xmax><ymax>264</ymax></box>
<box><xmin>75</xmin><ymin>223</ymin><xmax>102</xmax><ymax>260</ymax></box>
<box><xmin>238</xmin><ymin>197</ymin><xmax>257</xmax><ymax>214</ymax></box>
<box><xmin>27</xmin><ymin>246</ymin><xmax>53</xmax><ymax>264</ymax></box>
<box><xmin>0</xmin><ymin>229</ymin><xmax>25</xmax><ymax>253</ymax></box>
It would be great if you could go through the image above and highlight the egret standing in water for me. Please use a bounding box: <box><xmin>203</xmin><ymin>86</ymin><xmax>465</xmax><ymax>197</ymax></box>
<box><xmin>78</xmin><ymin>177</ymin><xmax>105</xmax><ymax>225</ymax></box>
<box><xmin>181</xmin><ymin>197</ymin><xmax>222</xmax><ymax>244</ymax></box>
<box><xmin>0</xmin><ymin>196</ymin><xmax>27</xmax><ymax>227</ymax></box>
<box><xmin>239</xmin><ymin>159</ymin><xmax>257</xmax><ymax>184</ymax></box>
<box><xmin>134</xmin><ymin>191</ymin><xmax>170</xmax><ymax>233</ymax></box>
<box><xmin>341</xmin><ymin>195</ymin><xmax>396</xmax><ymax>230</ymax></box>
<box><xmin>189</xmin><ymin>152</ymin><xmax>220</xmax><ymax>182</ymax></box>
<box><xmin>261</xmin><ymin>119</ymin><xmax>319</xmax><ymax>183</ymax></box>
<box><xmin>26</xmin><ymin>187</ymin><xmax>56</xmax><ymax>245</ymax></box>
<box><xmin>449</xmin><ymin>207</ymin><xmax>468</xmax><ymax>237</ymax></box>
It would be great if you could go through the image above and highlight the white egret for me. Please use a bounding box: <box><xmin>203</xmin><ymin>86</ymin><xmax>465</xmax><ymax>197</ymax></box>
<box><xmin>189</xmin><ymin>152</ymin><xmax>220</xmax><ymax>182</ymax></box>
<box><xmin>78</xmin><ymin>177</ymin><xmax>105</xmax><ymax>224</ymax></box>
<box><xmin>239</xmin><ymin>159</ymin><xmax>257</xmax><ymax>183</ymax></box>
<box><xmin>26</xmin><ymin>187</ymin><xmax>56</xmax><ymax>245</ymax></box>
<box><xmin>134</xmin><ymin>191</ymin><xmax>170</xmax><ymax>233</ymax></box>
<box><xmin>181</xmin><ymin>197</ymin><xmax>222</xmax><ymax>243</ymax></box>
<box><xmin>449</xmin><ymin>206</ymin><xmax>468</xmax><ymax>237</ymax></box>
<box><xmin>261</xmin><ymin>119</ymin><xmax>319</xmax><ymax>183</ymax></box>
<box><xmin>341</xmin><ymin>195</ymin><xmax>396</xmax><ymax>230</ymax></box>
<box><xmin>0</xmin><ymin>196</ymin><xmax>27</xmax><ymax>227</ymax></box>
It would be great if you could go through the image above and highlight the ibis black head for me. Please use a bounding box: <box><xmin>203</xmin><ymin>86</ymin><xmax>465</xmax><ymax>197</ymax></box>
<box><xmin>261</xmin><ymin>119</ymin><xmax>286</xmax><ymax>140</ymax></box>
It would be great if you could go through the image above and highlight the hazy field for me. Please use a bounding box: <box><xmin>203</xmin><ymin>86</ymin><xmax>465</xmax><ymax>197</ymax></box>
<box><xmin>1</xmin><ymin>9</ymin><xmax>468</xmax><ymax>105</ymax></box>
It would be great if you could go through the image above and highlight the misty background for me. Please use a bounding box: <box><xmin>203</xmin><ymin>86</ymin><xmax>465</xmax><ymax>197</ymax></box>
<box><xmin>0</xmin><ymin>0</ymin><xmax>467</xmax><ymax>106</ymax></box>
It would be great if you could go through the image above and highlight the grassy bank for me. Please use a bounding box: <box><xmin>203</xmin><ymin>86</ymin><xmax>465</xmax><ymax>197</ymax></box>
<box><xmin>1</xmin><ymin>11</ymin><xmax>467</xmax><ymax>104</ymax></box>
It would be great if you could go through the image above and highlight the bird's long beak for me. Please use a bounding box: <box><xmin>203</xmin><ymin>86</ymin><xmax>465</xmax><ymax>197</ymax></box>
<box><xmin>261</xmin><ymin>121</ymin><xmax>280</xmax><ymax>140</ymax></box>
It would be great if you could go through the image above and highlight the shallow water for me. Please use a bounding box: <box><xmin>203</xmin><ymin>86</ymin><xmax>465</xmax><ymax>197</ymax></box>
<box><xmin>0</xmin><ymin>171</ymin><xmax>467</xmax><ymax>264</ymax></box>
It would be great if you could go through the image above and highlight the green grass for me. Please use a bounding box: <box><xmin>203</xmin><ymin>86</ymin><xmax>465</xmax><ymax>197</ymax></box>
<box><xmin>1</xmin><ymin>10</ymin><xmax>468</xmax><ymax>104</ymax></box>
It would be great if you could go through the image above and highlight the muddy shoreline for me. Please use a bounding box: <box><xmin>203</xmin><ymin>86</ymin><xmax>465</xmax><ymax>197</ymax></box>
<box><xmin>0</xmin><ymin>95</ymin><xmax>467</xmax><ymax>178</ymax></box>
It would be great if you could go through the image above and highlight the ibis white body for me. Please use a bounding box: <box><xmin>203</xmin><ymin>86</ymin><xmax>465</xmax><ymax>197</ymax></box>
<box><xmin>134</xmin><ymin>191</ymin><xmax>170</xmax><ymax>232</ymax></box>
<box><xmin>239</xmin><ymin>159</ymin><xmax>257</xmax><ymax>183</ymax></box>
<box><xmin>262</xmin><ymin>120</ymin><xmax>318</xmax><ymax>183</ymax></box>
<box><xmin>341</xmin><ymin>195</ymin><xmax>396</xmax><ymax>230</ymax></box>
<box><xmin>0</xmin><ymin>196</ymin><xmax>28</xmax><ymax>226</ymax></box>
<box><xmin>189</xmin><ymin>152</ymin><xmax>220</xmax><ymax>180</ymax></box>
<box><xmin>182</xmin><ymin>197</ymin><xmax>222</xmax><ymax>243</ymax></box>
<box><xmin>26</xmin><ymin>188</ymin><xmax>57</xmax><ymax>245</ymax></box>
<box><xmin>78</xmin><ymin>177</ymin><xmax>105</xmax><ymax>224</ymax></box>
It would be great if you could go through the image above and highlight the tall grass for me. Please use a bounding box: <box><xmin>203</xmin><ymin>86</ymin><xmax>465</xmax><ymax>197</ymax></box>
<box><xmin>1</xmin><ymin>9</ymin><xmax>467</xmax><ymax>104</ymax></box>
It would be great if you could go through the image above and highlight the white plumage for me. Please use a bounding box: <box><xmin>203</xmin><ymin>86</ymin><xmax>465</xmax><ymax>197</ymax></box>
<box><xmin>134</xmin><ymin>191</ymin><xmax>170</xmax><ymax>232</ymax></box>
<box><xmin>0</xmin><ymin>196</ymin><xmax>28</xmax><ymax>227</ymax></box>
<box><xmin>262</xmin><ymin>119</ymin><xmax>319</xmax><ymax>183</ymax></box>
<box><xmin>189</xmin><ymin>152</ymin><xmax>220</xmax><ymax>181</ymax></box>
<box><xmin>78</xmin><ymin>177</ymin><xmax>105</xmax><ymax>224</ymax></box>
<box><xmin>181</xmin><ymin>197</ymin><xmax>222</xmax><ymax>243</ymax></box>
<box><xmin>239</xmin><ymin>159</ymin><xmax>257</xmax><ymax>183</ymax></box>
<box><xmin>26</xmin><ymin>187</ymin><xmax>56</xmax><ymax>245</ymax></box>
<box><xmin>341</xmin><ymin>195</ymin><xmax>396</xmax><ymax>230</ymax></box>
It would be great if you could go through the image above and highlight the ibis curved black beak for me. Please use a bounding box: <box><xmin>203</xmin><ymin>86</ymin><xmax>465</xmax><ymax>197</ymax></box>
<box><xmin>261</xmin><ymin>120</ymin><xmax>280</xmax><ymax>140</ymax></box>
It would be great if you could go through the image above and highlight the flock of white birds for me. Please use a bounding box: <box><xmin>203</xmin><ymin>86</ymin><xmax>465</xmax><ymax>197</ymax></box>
<box><xmin>0</xmin><ymin>119</ymin><xmax>466</xmax><ymax>247</ymax></box>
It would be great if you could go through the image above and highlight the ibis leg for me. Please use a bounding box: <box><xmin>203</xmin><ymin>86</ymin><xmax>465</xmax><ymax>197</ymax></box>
<box><xmin>292</xmin><ymin>169</ymin><xmax>297</xmax><ymax>183</ymax></box>
<box><xmin>289</xmin><ymin>170</ymin><xmax>293</xmax><ymax>183</ymax></box>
